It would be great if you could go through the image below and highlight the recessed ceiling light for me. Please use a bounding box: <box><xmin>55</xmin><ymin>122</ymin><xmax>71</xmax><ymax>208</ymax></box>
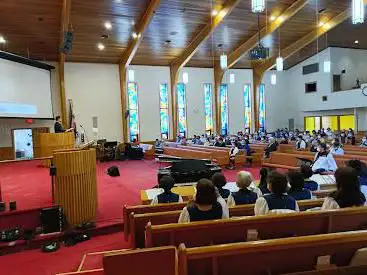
<box><xmin>318</xmin><ymin>21</ymin><xmax>325</xmax><ymax>27</ymax></box>
<box><xmin>355</xmin><ymin>40</ymin><xmax>359</xmax><ymax>44</ymax></box>
<box><xmin>97</xmin><ymin>43</ymin><xmax>105</xmax><ymax>50</ymax></box>
<box><xmin>101</xmin><ymin>34</ymin><xmax>109</xmax><ymax>39</ymax></box>
<box><xmin>277</xmin><ymin>16</ymin><xmax>284</xmax><ymax>22</ymax></box>
<box><xmin>212</xmin><ymin>10</ymin><xmax>218</xmax><ymax>16</ymax></box>
<box><xmin>270</xmin><ymin>15</ymin><xmax>276</xmax><ymax>21</ymax></box>
<box><xmin>217</xmin><ymin>43</ymin><xmax>223</xmax><ymax>48</ymax></box>
<box><xmin>0</xmin><ymin>36</ymin><xmax>6</xmax><ymax>44</ymax></box>
<box><xmin>164</xmin><ymin>40</ymin><xmax>171</xmax><ymax>45</ymax></box>
<box><xmin>104</xmin><ymin>21</ymin><xmax>112</xmax><ymax>30</ymax></box>
<box><xmin>132</xmin><ymin>32</ymin><xmax>138</xmax><ymax>39</ymax></box>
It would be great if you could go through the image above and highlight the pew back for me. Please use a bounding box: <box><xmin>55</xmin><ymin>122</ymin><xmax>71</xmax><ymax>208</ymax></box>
<box><xmin>146</xmin><ymin>207</ymin><xmax>367</xmax><ymax>249</ymax></box>
<box><xmin>163</xmin><ymin>147</ymin><xmax>213</xmax><ymax>161</ymax></box>
<box><xmin>178</xmin><ymin>230</ymin><xmax>367</xmax><ymax>275</ymax></box>
<box><xmin>281</xmin><ymin>265</ymin><xmax>367</xmax><ymax>275</ymax></box>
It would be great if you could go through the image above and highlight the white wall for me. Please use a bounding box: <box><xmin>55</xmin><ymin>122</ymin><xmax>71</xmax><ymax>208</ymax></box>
<box><xmin>0</xmin><ymin>62</ymin><xmax>60</xmax><ymax>147</ymax></box>
<box><xmin>64</xmin><ymin>63</ymin><xmax>123</xmax><ymax>142</ymax></box>
<box><xmin>178</xmin><ymin>68</ymin><xmax>214</xmax><ymax>137</ymax></box>
<box><xmin>129</xmin><ymin>65</ymin><xmax>171</xmax><ymax>141</ymax></box>
<box><xmin>331</xmin><ymin>47</ymin><xmax>367</xmax><ymax>91</ymax></box>
<box><xmin>223</xmin><ymin>69</ymin><xmax>253</xmax><ymax>134</ymax></box>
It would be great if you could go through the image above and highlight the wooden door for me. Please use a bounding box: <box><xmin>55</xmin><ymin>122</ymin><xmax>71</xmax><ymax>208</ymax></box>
<box><xmin>32</xmin><ymin>127</ymin><xmax>50</xmax><ymax>158</ymax></box>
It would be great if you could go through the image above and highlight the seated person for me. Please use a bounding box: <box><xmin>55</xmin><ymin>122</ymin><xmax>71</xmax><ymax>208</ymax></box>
<box><xmin>255</xmin><ymin>171</ymin><xmax>299</xmax><ymax>215</ymax></box>
<box><xmin>227</xmin><ymin>171</ymin><xmax>259</xmax><ymax>207</ymax></box>
<box><xmin>287</xmin><ymin>171</ymin><xmax>312</xmax><ymax>201</ymax></box>
<box><xmin>178</xmin><ymin>179</ymin><xmax>229</xmax><ymax>223</ymax></box>
<box><xmin>330</xmin><ymin>140</ymin><xmax>344</xmax><ymax>156</ymax></box>
<box><xmin>264</xmin><ymin>137</ymin><xmax>278</xmax><ymax>158</ymax></box>
<box><xmin>360</xmin><ymin>136</ymin><xmax>367</xmax><ymax>148</ymax></box>
<box><xmin>154</xmin><ymin>138</ymin><xmax>163</xmax><ymax>149</ymax></box>
<box><xmin>211</xmin><ymin>172</ymin><xmax>230</xmax><ymax>199</ymax></box>
<box><xmin>312</xmin><ymin>143</ymin><xmax>337</xmax><ymax>173</ymax></box>
<box><xmin>227</xmin><ymin>141</ymin><xmax>239</xmax><ymax>170</ymax></box>
<box><xmin>214</xmin><ymin>137</ymin><xmax>226</xmax><ymax>147</ymax></box>
<box><xmin>295</xmin><ymin>135</ymin><xmax>307</xmax><ymax>151</ymax></box>
<box><xmin>151</xmin><ymin>176</ymin><xmax>183</xmax><ymax>205</ymax></box>
<box><xmin>180</xmin><ymin>137</ymin><xmax>187</xmax><ymax>146</ymax></box>
<box><xmin>322</xmin><ymin>167</ymin><xmax>366</xmax><ymax>210</ymax></box>
<box><xmin>300</xmin><ymin>165</ymin><xmax>319</xmax><ymax>191</ymax></box>
<box><xmin>131</xmin><ymin>138</ymin><xmax>140</xmax><ymax>147</ymax></box>
<box><xmin>345</xmin><ymin>160</ymin><xmax>367</xmax><ymax>199</ymax></box>
<box><xmin>258</xmin><ymin>167</ymin><xmax>270</xmax><ymax>194</ymax></box>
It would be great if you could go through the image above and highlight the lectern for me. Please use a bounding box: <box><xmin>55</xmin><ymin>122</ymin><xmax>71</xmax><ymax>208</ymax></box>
<box><xmin>39</xmin><ymin>132</ymin><xmax>74</xmax><ymax>166</ymax></box>
<box><xmin>53</xmin><ymin>148</ymin><xmax>98</xmax><ymax>227</ymax></box>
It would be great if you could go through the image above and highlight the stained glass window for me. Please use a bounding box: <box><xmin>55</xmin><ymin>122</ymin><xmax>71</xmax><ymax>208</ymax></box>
<box><xmin>258</xmin><ymin>83</ymin><xmax>266</xmax><ymax>131</ymax></box>
<box><xmin>177</xmin><ymin>83</ymin><xmax>187</xmax><ymax>137</ymax></box>
<box><xmin>204</xmin><ymin>84</ymin><xmax>213</xmax><ymax>135</ymax></box>
<box><xmin>244</xmin><ymin>84</ymin><xmax>251</xmax><ymax>131</ymax></box>
<box><xmin>220</xmin><ymin>84</ymin><xmax>228</xmax><ymax>136</ymax></box>
<box><xmin>160</xmin><ymin>84</ymin><xmax>169</xmax><ymax>139</ymax></box>
<box><xmin>127</xmin><ymin>82</ymin><xmax>139</xmax><ymax>141</ymax></box>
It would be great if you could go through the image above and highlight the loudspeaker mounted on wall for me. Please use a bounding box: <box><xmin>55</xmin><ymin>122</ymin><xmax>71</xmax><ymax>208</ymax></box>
<box><xmin>60</xmin><ymin>31</ymin><xmax>74</xmax><ymax>54</ymax></box>
<box><xmin>92</xmin><ymin>116</ymin><xmax>98</xmax><ymax>135</ymax></box>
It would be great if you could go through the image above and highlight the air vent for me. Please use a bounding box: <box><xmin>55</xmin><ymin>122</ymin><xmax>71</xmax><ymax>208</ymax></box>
<box><xmin>305</xmin><ymin>82</ymin><xmax>317</xmax><ymax>93</ymax></box>
<box><xmin>302</xmin><ymin>63</ymin><xmax>319</xmax><ymax>75</ymax></box>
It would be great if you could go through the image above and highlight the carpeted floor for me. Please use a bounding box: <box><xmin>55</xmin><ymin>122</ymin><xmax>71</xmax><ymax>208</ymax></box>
<box><xmin>0</xmin><ymin>159</ymin><xmax>260</xmax><ymax>274</ymax></box>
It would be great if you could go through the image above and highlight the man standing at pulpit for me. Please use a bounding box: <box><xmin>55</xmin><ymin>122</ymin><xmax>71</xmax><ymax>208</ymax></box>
<box><xmin>54</xmin><ymin>116</ymin><xmax>65</xmax><ymax>133</ymax></box>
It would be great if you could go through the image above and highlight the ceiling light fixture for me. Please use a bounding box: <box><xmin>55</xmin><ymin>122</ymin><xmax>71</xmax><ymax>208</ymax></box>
<box><xmin>132</xmin><ymin>32</ymin><xmax>138</xmax><ymax>39</ymax></box>
<box><xmin>277</xmin><ymin>16</ymin><xmax>284</xmax><ymax>22</ymax></box>
<box><xmin>104</xmin><ymin>21</ymin><xmax>112</xmax><ymax>30</ymax></box>
<box><xmin>352</xmin><ymin>0</ymin><xmax>364</xmax><ymax>24</ymax></box>
<box><xmin>270</xmin><ymin>15</ymin><xmax>276</xmax><ymax>21</ymax></box>
<box><xmin>0</xmin><ymin>36</ymin><xmax>6</xmax><ymax>44</ymax></box>
<box><xmin>212</xmin><ymin>10</ymin><xmax>218</xmax><ymax>16</ymax></box>
<box><xmin>355</xmin><ymin>40</ymin><xmax>359</xmax><ymax>44</ymax></box>
<box><xmin>318</xmin><ymin>21</ymin><xmax>325</xmax><ymax>27</ymax></box>
<box><xmin>252</xmin><ymin>0</ymin><xmax>265</xmax><ymax>13</ymax></box>
<box><xmin>97</xmin><ymin>43</ymin><xmax>105</xmax><ymax>50</ymax></box>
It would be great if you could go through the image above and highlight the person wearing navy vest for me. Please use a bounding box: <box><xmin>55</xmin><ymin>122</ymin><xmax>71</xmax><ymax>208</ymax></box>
<box><xmin>151</xmin><ymin>176</ymin><xmax>183</xmax><ymax>205</ymax></box>
<box><xmin>287</xmin><ymin>171</ymin><xmax>312</xmax><ymax>201</ymax></box>
<box><xmin>300</xmin><ymin>165</ymin><xmax>318</xmax><ymax>191</ymax></box>
<box><xmin>227</xmin><ymin>171</ymin><xmax>258</xmax><ymax>207</ymax></box>
<box><xmin>322</xmin><ymin>167</ymin><xmax>366</xmax><ymax>210</ymax></box>
<box><xmin>255</xmin><ymin>171</ymin><xmax>299</xmax><ymax>215</ymax></box>
<box><xmin>211</xmin><ymin>172</ymin><xmax>230</xmax><ymax>199</ymax></box>
<box><xmin>178</xmin><ymin>179</ymin><xmax>228</xmax><ymax>223</ymax></box>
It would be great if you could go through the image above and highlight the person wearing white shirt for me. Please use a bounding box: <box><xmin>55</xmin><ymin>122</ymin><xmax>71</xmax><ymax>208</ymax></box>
<box><xmin>312</xmin><ymin>143</ymin><xmax>337</xmax><ymax>173</ymax></box>
<box><xmin>151</xmin><ymin>176</ymin><xmax>183</xmax><ymax>205</ymax></box>
<box><xmin>322</xmin><ymin>167</ymin><xmax>366</xmax><ymax>210</ymax></box>
<box><xmin>360</xmin><ymin>136</ymin><xmax>367</xmax><ymax>148</ymax></box>
<box><xmin>330</xmin><ymin>140</ymin><xmax>344</xmax><ymax>156</ymax></box>
<box><xmin>227</xmin><ymin>142</ymin><xmax>240</xmax><ymax>170</ymax></box>
<box><xmin>254</xmin><ymin>171</ymin><xmax>299</xmax><ymax>216</ymax></box>
<box><xmin>178</xmin><ymin>179</ymin><xmax>229</xmax><ymax>223</ymax></box>
<box><xmin>227</xmin><ymin>171</ymin><xmax>261</xmax><ymax>207</ymax></box>
<box><xmin>295</xmin><ymin>136</ymin><xmax>307</xmax><ymax>151</ymax></box>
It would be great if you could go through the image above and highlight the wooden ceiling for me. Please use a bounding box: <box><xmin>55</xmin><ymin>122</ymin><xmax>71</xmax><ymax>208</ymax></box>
<box><xmin>0</xmin><ymin>0</ymin><xmax>365</xmax><ymax>69</ymax></box>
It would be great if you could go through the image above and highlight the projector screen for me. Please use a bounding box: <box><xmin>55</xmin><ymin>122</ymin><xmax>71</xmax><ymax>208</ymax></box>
<box><xmin>0</xmin><ymin>56</ymin><xmax>53</xmax><ymax>119</ymax></box>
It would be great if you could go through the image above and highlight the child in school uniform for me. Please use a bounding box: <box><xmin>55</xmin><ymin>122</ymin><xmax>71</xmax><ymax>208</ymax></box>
<box><xmin>287</xmin><ymin>171</ymin><xmax>312</xmax><ymax>201</ymax></box>
<box><xmin>178</xmin><ymin>179</ymin><xmax>229</xmax><ymax>223</ymax></box>
<box><xmin>300</xmin><ymin>165</ymin><xmax>319</xmax><ymax>191</ymax></box>
<box><xmin>227</xmin><ymin>171</ymin><xmax>259</xmax><ymax>207</ymax></box>
<box><xmin>254</xmin><ymin>171</ymin><xmax>299</xmax><ymax>215</ymax></box>
<box><xmin>151</xmin><ymin>176</ymin><xmax>183</xmax><ymax>205</ymax></box>
<box><xmin>211</xmin><ymin>172</ymin><xmax>230</xmax><ymax>199</ymax></box>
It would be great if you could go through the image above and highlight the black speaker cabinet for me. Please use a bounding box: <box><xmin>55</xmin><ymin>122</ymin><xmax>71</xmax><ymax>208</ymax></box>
<box><xmin>40</xmin><ymin>207</ymin><xmax>64</xmax><ymax>234</ymax></box>
<box><xmin>9</xmin><ymin>201</ymin><xmax>16</xmax><ymax>211</ymax></box>
<box><xmin>0</xmin><ymin>202</ymin><xmax>5</xmax><ymax>211</ymax></box>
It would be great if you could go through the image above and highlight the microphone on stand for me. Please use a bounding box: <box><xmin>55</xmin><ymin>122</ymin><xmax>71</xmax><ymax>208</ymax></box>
<box><xmin>80</xmin><ymin>124</ymin><xmax>89</xmax><ymax>142</ymax></box>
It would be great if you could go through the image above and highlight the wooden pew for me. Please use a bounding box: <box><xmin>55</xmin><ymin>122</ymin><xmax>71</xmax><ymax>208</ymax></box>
<box><xmin>282</xmin><ymin>265</ymin><xmax>367</xmax><ymax>275</ymax></box>
<box><xmin>177</xmin><ymin>145</ymin><xmax>229</xmax><ymax>166</ymax></box>
<box><xmin>103</xmin><ymin>246</ymin><xmax>177</xmax><ymax>275</ymax></box>
<box><xmin>123</xmin><ymin>203</ymin><xmax>186</xmax><ymax>241</ymax></box>
<box><xmin>178</xmin><ymin>230</ymin><xmax>367</xmax><ymax>275</ymax></box>
<box><xmin>145</xmin><ymin>207</ymin><xmax>367</xmax><ymax>248</ymax></box>
<box><xmin>129</xmin><ymin>199</ymin><xmax>324</xmax><ymax>248</ymax></box>
<box><xmin>163</xmin><ymin>147</ymin><xmax>213</xmax><ymax>161</ymax></box>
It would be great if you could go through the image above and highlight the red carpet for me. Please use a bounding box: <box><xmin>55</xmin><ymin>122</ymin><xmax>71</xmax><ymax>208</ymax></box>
<box><xmin>0</xmin><ymin>159</ymin><xmax>260</xmax><ymax>274</ymax></box>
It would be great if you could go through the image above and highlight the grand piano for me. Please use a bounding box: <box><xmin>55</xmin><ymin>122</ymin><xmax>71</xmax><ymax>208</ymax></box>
<box><xmin>157</xmin><ymin>156</ymin><xmax>222</xmax><ymax>184</ymax></box>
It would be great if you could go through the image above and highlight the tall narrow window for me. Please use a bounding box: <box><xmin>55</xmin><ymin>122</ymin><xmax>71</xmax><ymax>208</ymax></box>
<box><xmin>127</xmin><ymin>82</ymin><xmax>139</xmax><ymax>141</ymax></box>
<box><xmin>204</xmin><ymin>84</ymin><xmax>213</xmax><ymax>135</ymax></box>
<box><xmin>244</xmin><ymin>84</ymin><xmax>251</xmax><ymax>132</ymax></box>
<box><xmin>220</xmin><ymin>84</ymin><xmax>228</xmax><ymax>135</ymax></box>
<box><xmin>177</xmin><ymin>83</ymin><xmax>187</xmax><ymax>137</ymax></box>
<box><xmin>159</xmin><ymin>84</ymin><xmax>169</xmax><ymax>139</ymax></box>
<box><xmin>258</xmin><ymin>83</ymin><xmax>266</xmax><ymax>130</ymax></box>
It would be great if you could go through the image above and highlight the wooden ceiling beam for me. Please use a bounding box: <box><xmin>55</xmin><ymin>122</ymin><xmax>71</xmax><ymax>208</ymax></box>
<box><xmin>256</xmin><ymin>9</ymin><xmax>351</xmax><ymax>72</ymax></box>
<box><xmin>226</xmin><ymin>0</ymin><xmax>308</xmax><ymax>70</ymax></box>
<box><xmin>58</xmin><ymin>0</ymin><xmax>72</xmax><ymax>125</ymax></box>
<box><xmin>119</xmin><ymin>0</ymin><xmax>161</xmax><ymax>142</ymax></box>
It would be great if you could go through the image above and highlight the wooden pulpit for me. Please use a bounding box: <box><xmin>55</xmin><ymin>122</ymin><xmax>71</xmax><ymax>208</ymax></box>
<box><xmin>39</xmin><ymin>132</ymin><xmax>74</xmax><ymax>166</ymax></box>
<box><xmin>53</xmin><ymin>148</ymin><xmax>98</xmax><ymax>227</ymax></box>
